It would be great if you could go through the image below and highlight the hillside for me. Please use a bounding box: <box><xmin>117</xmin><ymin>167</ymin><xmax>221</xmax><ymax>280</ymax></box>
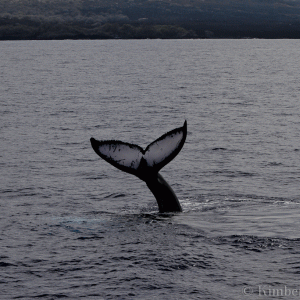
<box><xmin>1</xmin><ymin>0</ymin><xmax>300</xmax><ymax>39</ymax></box>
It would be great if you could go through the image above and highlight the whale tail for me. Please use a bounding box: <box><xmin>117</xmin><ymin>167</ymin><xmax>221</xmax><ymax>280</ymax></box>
<box><xmin>90</xmin><ymin>121</ymin><xmax>187</xmax><ymax>180</ymax></box>
<box><xmin>90</xmin><ymin>121</ymin><xmax>187</xmax><ymax>212</ymax></box>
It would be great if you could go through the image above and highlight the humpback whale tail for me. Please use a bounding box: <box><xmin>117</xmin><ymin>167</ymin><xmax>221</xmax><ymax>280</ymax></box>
<box><xmin>90</xmin><ymin>121</ymin><xmax>187</xmax><ymax>213</ymax></box>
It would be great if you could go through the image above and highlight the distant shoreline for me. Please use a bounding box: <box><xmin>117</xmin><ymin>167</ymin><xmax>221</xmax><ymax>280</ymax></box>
<box><xmin>1</xmin><ymin>0</ymin><xmax>300</xmax><ymax>40</ymax></box>
<box><xmin>1</xmin><ymin>22</ymin><xmax>300</xmax><ymax>40</ymax></box>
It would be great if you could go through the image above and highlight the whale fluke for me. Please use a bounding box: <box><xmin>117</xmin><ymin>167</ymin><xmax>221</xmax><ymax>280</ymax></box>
<box><xmin>90</xmin><ymin>121</ymin><xmax>187</xmax><ymax>212</ymax></box>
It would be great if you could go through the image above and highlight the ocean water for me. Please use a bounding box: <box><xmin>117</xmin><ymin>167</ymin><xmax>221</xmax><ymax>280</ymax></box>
<box><xmin>1</xmin><ymin>39</ymin><xmax>300</xmax><ymax>299</ymax></box>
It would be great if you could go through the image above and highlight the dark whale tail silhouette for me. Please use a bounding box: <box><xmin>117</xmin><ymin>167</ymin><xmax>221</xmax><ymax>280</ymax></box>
<box><xmin>90</xmin><ymin>121</ymin><xmax>187</xmax><ymax>213</ymax></box>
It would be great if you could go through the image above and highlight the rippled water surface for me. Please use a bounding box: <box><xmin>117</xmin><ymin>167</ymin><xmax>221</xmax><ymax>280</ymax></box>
<box><xmin>1</xmin><ymin>39</ymin><xmax>300</xmax><ymax>299</ymax></box>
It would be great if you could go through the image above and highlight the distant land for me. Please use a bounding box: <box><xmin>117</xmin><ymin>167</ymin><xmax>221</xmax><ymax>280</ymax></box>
<box><xmin>1</xmin><ymin>0</ymin><xmax>300</xmax><ymax>39</ymax></box>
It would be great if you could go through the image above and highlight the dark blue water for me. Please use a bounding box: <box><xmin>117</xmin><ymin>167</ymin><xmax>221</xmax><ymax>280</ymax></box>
<box><xmin>1</xmin><ymin>39</ymin><xmax>300</xmax><ymax>299</ymax></box>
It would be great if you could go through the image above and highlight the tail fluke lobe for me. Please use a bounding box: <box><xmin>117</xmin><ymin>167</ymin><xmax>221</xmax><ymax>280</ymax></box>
<box><xmin>144</xmin><ymin>120</ymin><xmax>187</xmax><ymax>173</ymax></box>
<box><xmin>90</xmin><ymin>121</ymin><xmax>187</xmax><ymax>179</ymax></box>
<box><xmin>90</xmin><ymin>138</ymin><xmax>143</xmax><ymax>177</ymax></box>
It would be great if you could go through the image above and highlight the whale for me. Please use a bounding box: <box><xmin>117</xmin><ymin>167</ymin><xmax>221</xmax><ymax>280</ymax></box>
<box><xmin>90</xmin><ymin>121</ymin><xmax>187</xmax><ymax>213</ymax></box>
